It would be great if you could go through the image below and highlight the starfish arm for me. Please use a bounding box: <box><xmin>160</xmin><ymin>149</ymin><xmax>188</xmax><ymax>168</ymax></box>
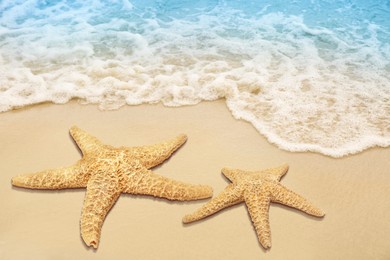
<box><xmin>182</xmin><ymin>185</ymin><xmax>243</xmax><ymax>223</ymax></box>
<box><xmin>244</xmin><ymin>190</ymin><xmax>272</xmax><ymax>249</ymax></box>
<box><xmin>221</xmin><ymin>168</ymin><xmax>239</xmax><ymax>182</ymax></box>
<box><xmin>267</xmin><ymin>164</ymin><xmax>289</xmax><ymax>181</ymax></box>
<box><xmin>11</xmin><ymin>162</ymin><xmax>88</xmax><ymax>189</ymax></box>
<box><xmin>80</xmin><ymin>171</ymin><xmax>121</xmax><ymax>249</ymax></box>
<box><xmin>270</xmin><ymin>183</ymin><xmax>325</xmax><ymax>217</ymax></box>
<box><xmin>125</xmin><ymin>134</ymin><xmax>187</xmax><ymax>169</ymax></box>
<box><xmin>123</xmin><ymin>169</ymin><xmax>213</xmax><ymax>201</ymax></box>
<box><xmin>69</xmin><ymin>126</ymin><xmax>104</xmax><ymax>155</ymax></box>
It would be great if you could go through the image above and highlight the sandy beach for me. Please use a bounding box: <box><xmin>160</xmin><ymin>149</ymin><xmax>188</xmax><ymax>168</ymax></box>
<box><xmin>0</xmin><ymin>100</ymin><xmax>389</xmax><ymax>259</ymax></box>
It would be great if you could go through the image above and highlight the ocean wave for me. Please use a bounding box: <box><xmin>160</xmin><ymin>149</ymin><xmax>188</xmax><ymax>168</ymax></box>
<box><xmin>1</xmin><ymin>0</ymin><xmax>389</xmax><ymax>157</ymax></box>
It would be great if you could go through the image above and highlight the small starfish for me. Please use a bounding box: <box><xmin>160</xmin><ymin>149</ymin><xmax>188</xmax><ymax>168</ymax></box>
<box><xmin>183</xmin><ymin>165</ymin><xmax>324</xmax><ymax>249</ymax></box>
<box><xmin>12</xmin><ymin>126</ymin><xmax>213</xmax><ymax>249</ymax></box>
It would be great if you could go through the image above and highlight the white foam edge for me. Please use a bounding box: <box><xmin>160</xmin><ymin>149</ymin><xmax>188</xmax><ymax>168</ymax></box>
<box><xmin>225</xmin><ymin>99</ymin><xmax>390</xmax><ymax>158</ymax></box>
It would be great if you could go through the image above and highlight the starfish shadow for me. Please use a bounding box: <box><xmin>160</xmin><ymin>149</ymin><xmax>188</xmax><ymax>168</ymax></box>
<box><xmin>11</xmin><ymin>185</ymin><xmax>85</xmax><ymax>194</ymax></box>
<box><xmin>271</xmin><ymin>203</ymin><xmax>326</xmax><ymax>221</ymax></box>
<box><xmin>69</xmin><ymin>134</ymin><xmax>83</xmax><ymax>157</ymax></box>
<box><xmin>121</xmin><ymin>192</ymin><xmax>210</xmax><ymax>206</ymax></box>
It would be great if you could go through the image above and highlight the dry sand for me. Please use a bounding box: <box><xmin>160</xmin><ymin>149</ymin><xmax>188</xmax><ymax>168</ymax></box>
<box><xmin>0</xmin><ymin>100</ymin><xmax>389</xmax><ymax>259</ymax></box>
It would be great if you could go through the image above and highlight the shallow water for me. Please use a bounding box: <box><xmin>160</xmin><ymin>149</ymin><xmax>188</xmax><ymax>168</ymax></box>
<box><xmin>1</xmin><ymin>0</ymin><xmax>389</xmax><ymax>157</ymax></box>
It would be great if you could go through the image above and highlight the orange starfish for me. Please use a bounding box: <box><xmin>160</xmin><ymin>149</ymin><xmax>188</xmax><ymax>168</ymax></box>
<box><xmin>12</xmin><ymin>126</ymin><xmax>212</xmax><ymax>248</ymax></box>
<box><xmin>183</xmin><ymin>165</ymin><xmax>324</xmax><ymax>249</ymax></box>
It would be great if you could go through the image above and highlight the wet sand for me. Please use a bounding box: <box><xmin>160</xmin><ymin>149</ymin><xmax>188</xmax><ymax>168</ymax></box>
<box><xmin>0</xmin><ymin>100</ymin><xmax>389</xmax><ymax>259</ymax></box>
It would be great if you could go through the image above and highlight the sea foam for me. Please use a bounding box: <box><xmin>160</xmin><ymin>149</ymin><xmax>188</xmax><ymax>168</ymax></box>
<box><xmin>1</xmin><ymin>0</ymin><xmax>389</xmax><ymax>157</ymax></box>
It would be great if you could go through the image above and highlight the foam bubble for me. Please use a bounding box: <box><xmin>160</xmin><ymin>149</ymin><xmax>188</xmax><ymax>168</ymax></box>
<box><xmin>0</xmin><ymin>0</ymin><xmax>389</xmax><ymax>157</ymax></box>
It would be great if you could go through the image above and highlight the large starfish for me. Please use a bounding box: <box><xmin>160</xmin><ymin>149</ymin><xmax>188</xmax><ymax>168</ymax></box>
<box><xmin>183</xmin><ymin>165</ymin><xmax>324</xmax><ymax>249</ymax></box>
<box><xmin>12</xmin><ymin>126</ymin><xmax>213</xmax><ymax>249</ymax></box>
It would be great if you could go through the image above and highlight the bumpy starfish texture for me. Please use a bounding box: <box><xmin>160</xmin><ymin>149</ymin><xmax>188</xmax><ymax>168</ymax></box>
<box><xmin>183</xmin><ymin>165</ymin><xmax>324</xmax><ymax>249</ymax></box>
<box><xmin>12</xmin><ymin>126</ymin><xmax>213</xmax><ymax>249</ymax></box>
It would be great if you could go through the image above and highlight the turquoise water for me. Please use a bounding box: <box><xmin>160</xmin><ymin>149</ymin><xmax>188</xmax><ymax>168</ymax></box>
<box><xmin>1</xmin><ymin>0</ymin><xmax>389</xmax><ymax>157</ymax></box>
